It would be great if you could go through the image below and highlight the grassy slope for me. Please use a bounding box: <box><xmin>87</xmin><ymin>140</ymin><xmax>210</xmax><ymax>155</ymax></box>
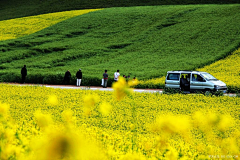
<box><xmin>0</xmin><ymin>5</ymin><xmax>240</xmax><ymax>86</ymax></box>
<box><xmin>0</xmin><ymin>0</ymin><xmax>239</xmax><ymax>21</ymax></box>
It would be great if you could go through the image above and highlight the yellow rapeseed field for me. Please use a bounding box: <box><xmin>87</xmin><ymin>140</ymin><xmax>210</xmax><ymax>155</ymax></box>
<box><xmin>0</xmin><ymin>9</ymin><xmax>101</xmax><ymax>41</ymax></box>
<box><xmin>0</xmin><ymin>78</ymin><xmax>239</xmax><ymax>159</ymax></box>
<box><xmin>138</xmin><ymin>76</ymin><xmax>166</xmax><ymax>89</ymax></box>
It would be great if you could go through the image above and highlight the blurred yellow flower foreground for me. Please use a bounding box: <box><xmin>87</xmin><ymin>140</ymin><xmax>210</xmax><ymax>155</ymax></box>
<box><xmin>0</xmin><ymin>83</ymin><xmax>239</xmax><ymax>159</ymax></box>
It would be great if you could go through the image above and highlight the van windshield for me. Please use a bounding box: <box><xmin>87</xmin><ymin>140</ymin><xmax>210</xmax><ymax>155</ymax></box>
<box><xmin>201</xmin><ymin>73</ymin><xmax>218</xmax><ymax>81</ymax></box>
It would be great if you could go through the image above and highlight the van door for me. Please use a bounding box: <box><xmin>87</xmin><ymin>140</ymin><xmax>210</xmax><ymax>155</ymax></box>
<box><xmin>190</xmin><ymin>74</ymin><xmax>205</xmax><ymax>91</ymax></box>
<box><xmin>180</xmin><ymin>73</ymin><xmax>191</xmax><ymax>91</ymax></box>
<box><xmin>165</xmin><ymin>73</ymin><xmax>180</xmax><ymax>89</ymax></box>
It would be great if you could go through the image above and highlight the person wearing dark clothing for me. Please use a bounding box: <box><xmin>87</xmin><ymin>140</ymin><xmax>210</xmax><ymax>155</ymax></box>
<box><xmin>64</xmin><ymin>70</ymin><xmax>71</xmax><ymax>85</ymax></box>
<box><xmin>103</xmin><ymin>70</ymin><xmax>108</xmax><ymax>88</ymax></box>
<box><xmin>76</xmin><ymin>69</ymin><xmax>82</xmax><ymax>86</ymax></box>
<box><xmin>180</xmin><ymin>75</ymin><xmax>187</xmax><ymax>91</ymax></box>
<box><xmin>123</xmin><ymin>75</ymin><xmax>128</xmax><ymax>81</ymax></box>
<box><xmin>21</xmin><ymin>65</ymin><xmax>27</xmax><ymax>83</ymax></box>
<box><xmin>126</xmin><ymin>75</ymin><xmax>130</xmax><ymax>82</ymax></box>
<box><xmin>180</xmin><ymin>75</ymin><xmax>189</xmax><ymax>91</ymax></box>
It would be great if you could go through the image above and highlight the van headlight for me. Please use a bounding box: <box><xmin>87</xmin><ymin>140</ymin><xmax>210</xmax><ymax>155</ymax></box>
<box><xmin>214</xmin><ymin>85</ymin><xmax>220</xmax><ymax>89</ymax></box>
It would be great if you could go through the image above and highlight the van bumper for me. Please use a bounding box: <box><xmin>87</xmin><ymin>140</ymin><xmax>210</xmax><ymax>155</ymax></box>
<box><xmin>214</xmin><ymin>86</ymin><xmax>227</xmax><ymax>93</ymax></box>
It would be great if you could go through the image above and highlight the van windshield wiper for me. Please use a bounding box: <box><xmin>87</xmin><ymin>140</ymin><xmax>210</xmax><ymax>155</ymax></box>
<box><xmin>208</xmin><ymin>79</ymin><xmax>218</xmax><ymax>81</ymax></box>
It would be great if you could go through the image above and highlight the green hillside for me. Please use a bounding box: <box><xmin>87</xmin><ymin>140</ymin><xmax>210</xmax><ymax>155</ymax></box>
<box><xmin>1</xmin><ymin>5</ymin><xmax>240</xmax><ymax>86</ymax></box>
<box><xmin>0</xmin><ymin>0</ymin><xmax>239</xmax><ymax>20</ymax></box>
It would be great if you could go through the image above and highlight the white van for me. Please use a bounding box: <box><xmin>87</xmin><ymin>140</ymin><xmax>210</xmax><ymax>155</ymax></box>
<box><xmin>165</xmin><ymin>71</ymin><xmax>227</xmax><ymax>93</ymax></box>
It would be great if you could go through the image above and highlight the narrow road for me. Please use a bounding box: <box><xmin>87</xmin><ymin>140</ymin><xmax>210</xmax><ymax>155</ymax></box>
<box><xmin>3</xmin><ymin>83</ymin><xmax>163</xmax><ymax>93</ymax></box>
<box><xmin>2</xmin><ymin>83</ymin><xmax>237</xmax><ymax>96</ymax></box>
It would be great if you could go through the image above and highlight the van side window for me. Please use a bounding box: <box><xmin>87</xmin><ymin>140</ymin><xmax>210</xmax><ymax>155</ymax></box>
<box><xmin>192</xmin><ymin>74</ymin><xmax>204</xmax><ymax>82</ymax></box>
<box><xmin>167</xmin><ymin>73</ymin><xmax>180</xmax><ymax>81</ymax></box>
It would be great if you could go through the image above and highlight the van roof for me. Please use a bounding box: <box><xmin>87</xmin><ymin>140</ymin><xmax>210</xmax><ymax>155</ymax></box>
<box><xmin>167</xmin><ymin>71</ymin><xmax>207</xmax><ymax>74</ymax></box>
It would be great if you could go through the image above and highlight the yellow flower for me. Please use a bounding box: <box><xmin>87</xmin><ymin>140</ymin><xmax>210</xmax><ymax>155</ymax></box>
<box><xmin>151</xmin><ymin>114</ymin><xmax>191</xmax><ymax>135</ymax></box>
<box><xmin>0</xmin><ymin>101</ymin><xmax>9</xmax><ymax>118</ymax></box>
<box><xmin>220</xmin><ymin>138</ymin><xmax>239</xmax><ymax>155</ymax></box>
<box><xmin>83</xmin><ymin>107</ymin><xmax>92</xmax><ymax>117</ymax></box>
<box><xmin>83</xmin><ymin>94</ymin><xmax>100</xmax><ymax>116</ymax></box>
<box><xmin>47</xmin><ymin>95</ymin><xmax>58</xmax><ymax>105</ymax></box>
<box><xmin>128</xmin><ymin>78</ymin><xmax>139</xmax><ymax>87</ymax></box>
<box><xmin>46</xmin><ymin>132</ymin><xmax>74</xmax><ymax>160</ymax></box>
<box><xmin>217</xmin><ymin>114</ymin><xmax>234</xmax><ymax>132</ymax></box>
<box><xmin>165</xmin><ymin>147</ymin><xmax>179</xmax><ymax>160</ymax></box>
<box><xmin>192</xmin><ymin>111</ymin><xmax>220</xmax><ymax>133</ymax></box>
<box><xmin>207</xmin><ymin>112</ymin><xmax>220</xmax><ymax>126</ymax></box>
<box><xmin>62</xmin><ymin>109</ymin><xmax>75</xmax><ymax>124</ymax></box>
<box><xmin>83</xmin><ymin>94</ymin><xmax>100</xmax><ymax>108</ymax></box>
<box><xmin>130</xmin><ymin>124</ymin><xmax>135</xmax><ymax>130</ymax></box>
<box><xmin>154</xmin><ymin>135</ymin><xmax>169</xmax><ymax>150</ymax></box>
<box><xmin>1</xmin><ymin>144</ymin><xmax>20</xmax><ymax>160</ymax></box>
<box><xmin>99</xmin><ymin>101</ymin><xmax>112</xmax><ymax>116</ymax></box>
<box><xmin>3</xmin><ymin>128</ymin><xmax>15</xmax><ymax>143</ymax></box>
<box><xmin>34</xmin><ymin>110</ymin><xmax>53</xmax><ymax>129</ymax></box>
<box><xmin>119</xmin><ymin>152</ymin><xmax>146</xmax><ymax>160</ymax></box>
<box><xmin>112</xmin><ymin>77</ymin><xmax>133</xmax><ymax>101</ymax></box>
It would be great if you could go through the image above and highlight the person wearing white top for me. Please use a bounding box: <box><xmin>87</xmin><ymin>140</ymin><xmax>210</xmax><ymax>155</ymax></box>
<box><xmin>114</xmin><ymin>70</ymin><xmax>120</xmax><ymax>82</ymax></box>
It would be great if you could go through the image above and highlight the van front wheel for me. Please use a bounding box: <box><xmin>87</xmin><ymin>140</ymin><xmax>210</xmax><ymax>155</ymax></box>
<box><xmin>204</xmin><ymin>89</ymin><xmax>212</xmax><ymax>96</ymax></box>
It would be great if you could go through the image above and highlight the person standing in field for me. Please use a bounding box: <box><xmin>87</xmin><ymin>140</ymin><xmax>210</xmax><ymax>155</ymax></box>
<box><xmin>76</xmin><ymin>69</ymin><xmax>82</xmax><ymax>86</ymax></box>
<box><xmin>64</xmin><ymin>70</ymin><xmax>71</xmax><ymax>85</ymax></box>
<box><xmin>103</xmin><ymin>70</ymin><xmax>108</xmax><ymax>88</ymax></box>
<box><xmin>21</xmin><ymin>65</ymin><xmax>27</xmax><ymax>84</ymax></box>
<box><xmin>114</xmin><ymin>70</ymin><xmax>120</xmax><ymax>82</ymax></box>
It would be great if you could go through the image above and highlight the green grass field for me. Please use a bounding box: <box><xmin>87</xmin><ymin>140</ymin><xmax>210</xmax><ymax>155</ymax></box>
<box><xmin>0</xmin><ymin>5</ymin><xmax>240</xmax><ymax>86</ymax></box>
<box><xmin>1</xmin><ymin>0</ymin><xmax>239</xmax><ymax>21</ymax></box>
